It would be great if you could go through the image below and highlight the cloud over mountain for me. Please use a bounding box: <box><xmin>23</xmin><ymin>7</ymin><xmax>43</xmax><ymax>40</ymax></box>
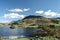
<box><xmin>36</xmin><ymin>10</ymin><xmax>60</xmax><ymax>18</ymax></box>
<box><xmin>44</xmin><ymin>10</ymin><xmax>57</xmax><ymax>17</ymax></box>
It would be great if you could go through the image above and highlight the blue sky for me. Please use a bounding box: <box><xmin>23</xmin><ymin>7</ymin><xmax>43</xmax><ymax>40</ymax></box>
<box><xmin>0</xmin><ymin>0</ymin><xmax>60</xmax><ymax>23</ymax></box>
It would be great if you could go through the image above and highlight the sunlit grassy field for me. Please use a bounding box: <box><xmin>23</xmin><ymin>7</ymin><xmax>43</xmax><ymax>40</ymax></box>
<box><xmin>0</xmin><ymin>38</ymin><xmax>29</xmax><ymax>40</ymax></box>
<box><xmin>0</xmin><ymin>37</ymin><xmax>59</xmax><ymax>40</ymax></box>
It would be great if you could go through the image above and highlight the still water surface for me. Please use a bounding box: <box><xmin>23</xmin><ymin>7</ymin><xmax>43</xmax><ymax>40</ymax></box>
<box><xmin>0</xmin><ymin>27</ymin><xmax>41</xmax><ymax>38</ymax></box>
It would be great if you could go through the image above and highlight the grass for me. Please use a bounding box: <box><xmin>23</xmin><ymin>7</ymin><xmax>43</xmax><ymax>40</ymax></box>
<box><xmin>0</xmin><ymin>38</ymin><xmax>29</xmax><ymax>40</ymax></box>
<box><xmin>0</xmin><ymin>37</ymin><xmax>59</xmax><ymax>40</ymax></box>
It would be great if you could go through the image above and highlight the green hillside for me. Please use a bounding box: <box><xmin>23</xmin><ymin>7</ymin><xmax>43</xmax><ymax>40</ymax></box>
<box><xmin>8</xmin><ymin>15</ymin><xmax>60</xmax><ymax>38</ymax></box>
<box><xmin>9</xmin><ymin>15</ymin><xmax>60</xmax><ymax>28</ymax></box>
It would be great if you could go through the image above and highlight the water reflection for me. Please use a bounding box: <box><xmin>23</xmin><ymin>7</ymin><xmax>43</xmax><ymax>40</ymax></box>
<box><xmin>0</xmin><ymin>27</ymin><xmax>42</xmax><ymax>38</ymax></box>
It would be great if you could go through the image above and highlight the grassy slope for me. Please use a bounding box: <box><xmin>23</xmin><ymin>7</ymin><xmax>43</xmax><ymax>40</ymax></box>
<box><xmin>8</xmin><ymin>15</ymin><xmax>60</xmax><ymax>38</ymax></box>
<box><xmin>0</xmin><ymin>37</ymin><xmax>58</xmax><ymax>40</ymax></box>
<box><xmin>9</xmin><ymin>18</ymin><xmax>60</xmax><ymax>28</ymax></box>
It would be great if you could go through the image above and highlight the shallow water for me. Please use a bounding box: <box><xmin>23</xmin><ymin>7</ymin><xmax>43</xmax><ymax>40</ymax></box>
<box><xmin>0</xmin><ymin>27</ymin><xmax>41</xmax><ymax>38</ymax></box>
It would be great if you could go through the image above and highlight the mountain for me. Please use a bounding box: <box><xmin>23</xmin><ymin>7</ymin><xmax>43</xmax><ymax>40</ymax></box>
<box><xmin>9</xmin><ymin>15</ymin><xmax>60</xmax><ymax>37</ymax></box>
<box><xmin>9</xmin><ymin>15</ymin><xmax>46</xmax><ymax>28</ymax></box>
<box><xmin>23</xmin><ymin>15</ymin><xmax>45</xmax><ymax>19</ymax></box>
<box><xmin>9</xmin><ymin>15</ymin><xmax>60</xmax><ymax>28</ymax></box>
<box><xmin>0</xmin><ymin>23</ymin><xmax>8</xmax><ymax>27</ymax></box>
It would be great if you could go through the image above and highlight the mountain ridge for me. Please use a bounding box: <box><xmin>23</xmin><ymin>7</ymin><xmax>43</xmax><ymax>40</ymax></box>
<box><xmin>9</xmin><ymin>15</ymin><xmax>60</xmax><ymax>28</ymax></box>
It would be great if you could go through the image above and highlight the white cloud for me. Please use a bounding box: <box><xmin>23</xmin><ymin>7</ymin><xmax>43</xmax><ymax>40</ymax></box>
<box><xmin>44</xmin><ymin>10</ymin><xmax>60</xmax><ymax>18</ymax></box>
<box><xmin>8</xmin><ymin>8</ymin><xmax>30</xmax><ymax>12</ymax></box>
<box><xmin>35</xmin><ymin>10</ymin><xmax>60</xmax><ymax>18</ymax></box>
<box><xmin>44</xmin><ymin>10</ymin><xmax>57</xmax><ymax>17</ymax></box>
<box><xmin>23</xmin><ymin>8</ymin><xmax>30</xmax><ymax>11</ymax></box>
<box><xmin>35</xmin><ymin>10</ymin><xmax>44</xmax><ymax>14</ymax></box>
<box><xmin>8</xmin><ymin>9</ymin><xmax>23</xmax><ymax>12</ymax></box>
<box><xmin>56</xmin><ymin>14</ymin><xmax>60</xmax><ymax>17</ymax></box>
<box><xmin>4</xmin><ymin>13</ymin><xmax>25</xmax><ymax>18</ymax></box>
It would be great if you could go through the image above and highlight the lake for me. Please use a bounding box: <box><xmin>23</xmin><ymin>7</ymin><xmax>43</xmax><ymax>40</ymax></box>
<box><xmin>0</xmin><ymin>27</ymin><xmax>42</xmax><ymax>38</ymax></box>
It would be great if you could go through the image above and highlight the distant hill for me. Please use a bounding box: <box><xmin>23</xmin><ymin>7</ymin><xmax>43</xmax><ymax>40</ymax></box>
<box><xmin>23</xmin><ymin>15</ymin><xmax>45</xmax><ymax>20</ymax></box>
<box><xmin>9</xmin><ymin>15</ymin><xmax>45</xmax><ymax>28</ymax></box>
<box><xmin>0</xmin><ymin>23</ymin><xmax>8</xmax><ymax>27</ymax></box>
<box><xmin>9</xmin><ymin>15</ymin><xmax>60</xmax><ymax>28</ymax></box>
<box><xmin>9</xmin><ymin>15</ymin><xmax>60</xmax><ymax>37</ymax></box>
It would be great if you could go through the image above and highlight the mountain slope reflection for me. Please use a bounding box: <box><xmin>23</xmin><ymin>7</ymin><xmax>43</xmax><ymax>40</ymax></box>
<box><xmin>0</xmin><ymin>27</ymin><xmax>42</xmax><ymax>38</ymax></box>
